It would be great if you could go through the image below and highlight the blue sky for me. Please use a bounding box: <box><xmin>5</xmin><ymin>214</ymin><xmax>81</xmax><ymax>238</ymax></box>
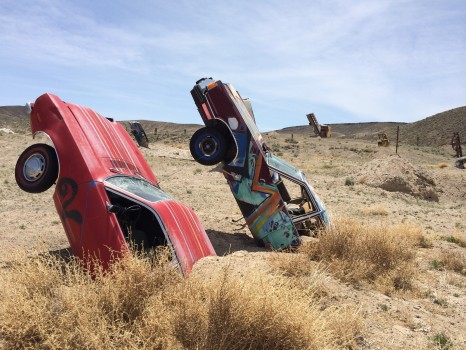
<box><xmin>1</xmin><ymin>0</ymin><xmax>465</xmax><ymax>131</ymax></box>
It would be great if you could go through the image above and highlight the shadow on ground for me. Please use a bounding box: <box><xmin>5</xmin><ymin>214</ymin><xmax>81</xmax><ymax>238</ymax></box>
<box><xmin>206</xmin><ymin>229</ymin><xmax>266</xmax><ymax>256</ymax></box>
<box><xmin>47</xmin><ymin>247</ymin><xmax>73</xmax><ymax>262</ymax></box>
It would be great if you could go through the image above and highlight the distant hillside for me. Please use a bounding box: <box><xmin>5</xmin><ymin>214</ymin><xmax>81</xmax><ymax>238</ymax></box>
<box><xmin>276</xmin><ymin>107</ymin><xmax>465</xmax><ymax>147</ymax></box>
<box><xmin>118</xmin><ymin>120</ymin><xmax>202</xmax><ymax>136</ymax></box>
<box><xmin>0</xmin><ymin>106</ymin><xmax>30</xmax><ymax>133</ymax></box>
<box><xmin>1</xmin><ymin>104</ymin><xmax>464</xmax><ymax>147</ymax></box>
<box><xmin>400</xmin><ymin>106</ymin><xmax>466</xmax><ymax>146</ymax></box>
<box><xmin>0</xmin><ymin>106</ymin><xmax>202</xmax><ymax>137</ymax></box>
<box><xmin>278</xmin><ymin>122</ymin><xmax>406</xmax><ymax>142</ymax></box>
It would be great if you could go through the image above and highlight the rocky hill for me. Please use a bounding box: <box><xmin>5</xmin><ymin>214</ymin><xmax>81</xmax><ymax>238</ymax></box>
<box><xmin>0</xmin><ymin>106</ymin><xmax>30</xmax><ymax>133</ymax></box>
<box><xmin>401</xmin><ymin>106</ymin><xmax>466</xmax><ymax>146</ymax></box>
<box><xmin>1</xmin><ymin>104</ymin><xmax>464</xmax><ymax>147</ymax></box>
<box><xmin>278</xmin><ymin>122</ymin><xmax>406</xmax><ymax>142</ymax></box>
<box><xmin>277</xmin><ymin>107</ymin><xmax>466</xmax><ymax>147</ymax></box>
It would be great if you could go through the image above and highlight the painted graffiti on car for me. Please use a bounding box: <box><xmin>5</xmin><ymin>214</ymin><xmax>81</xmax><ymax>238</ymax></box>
<box><xmin>190</xmin><ymin>78</ymin><xmax>330</xmax><ymax>250</ymax></box>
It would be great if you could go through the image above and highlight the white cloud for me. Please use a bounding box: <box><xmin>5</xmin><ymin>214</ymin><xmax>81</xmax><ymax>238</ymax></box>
<box><xmin>0</xmin><ymin>0</ymin><xmax>464</xmax><ymax>128</ymax></box>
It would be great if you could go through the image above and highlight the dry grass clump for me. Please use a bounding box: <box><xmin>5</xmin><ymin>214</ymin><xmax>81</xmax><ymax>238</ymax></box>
<box><xmin>361</xmin><ymin>205</ymin><xmax>389</xmax><ymax>216</ymax></box>
<box><xmin>169</xmin><ymin>269</ymin><xmax>361</xmax><ymax>350</ymax></box>
<box><xmin>438</xmin><ymin>250</ymin><xmax>466</xmax><ymax>275</ymax></box>
<box><xmin>268</xmin><ymin>252</ymin><xmax>330</xmax><ymax>297</ymax></box>
<box><xmin>0</xmin><ymin>249</ymin><xmax>180</xmax><ymax>350</ymax></box>
<box><xmin>437</xmin><ymin>162</ymin><xmax>449</xmax><ymax>168</ymax></box>
<box><xmin>0</xmin><ymin>249</ymin><xmax>363</xmax><ymax>350</ymax></box>
<box><xmin>303</xmin><ymin>218</ymin><xmax>424</xmax><ymax>291</ymax></box>
<box><xmin>440</xmin><ymin>232</ymin><xmax>466</xmax><ymax>248</ymax></box>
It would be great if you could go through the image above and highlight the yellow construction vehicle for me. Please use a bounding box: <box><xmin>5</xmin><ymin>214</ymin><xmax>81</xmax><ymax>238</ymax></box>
<box><xmin>377</xmin><ymin>132</ymin><xmax>389</xmax><ymax>147</ymax></box>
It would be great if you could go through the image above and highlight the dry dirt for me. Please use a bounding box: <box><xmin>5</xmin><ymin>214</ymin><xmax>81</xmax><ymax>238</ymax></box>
<box><xmin>1</xmin><ymin>129</ymin><xmax>465</xmax><ymax>349</ymax></box>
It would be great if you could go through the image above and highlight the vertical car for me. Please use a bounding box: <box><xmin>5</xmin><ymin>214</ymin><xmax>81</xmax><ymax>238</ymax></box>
<box><xmin>190</xmin><ymin>78</ymin><xmax>330</xmax><ymax>249</ymax></box>
<box><xmin>15</xmin><ymin>93</ymin><xmax>215</xmax><ymax>274</ymax></box>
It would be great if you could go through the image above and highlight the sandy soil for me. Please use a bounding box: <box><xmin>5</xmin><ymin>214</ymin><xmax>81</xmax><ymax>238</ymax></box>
<box><xmin>1</xmin><ymin>130</ymin><xmax>465</xmax><ymax>349</ymax></box>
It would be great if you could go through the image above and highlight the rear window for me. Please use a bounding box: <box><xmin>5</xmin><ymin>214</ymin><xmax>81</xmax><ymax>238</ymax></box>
<box><xmin>105</xmin><ymin>176</ymin><xmax>171</xmax><ymax>202</ymax></box>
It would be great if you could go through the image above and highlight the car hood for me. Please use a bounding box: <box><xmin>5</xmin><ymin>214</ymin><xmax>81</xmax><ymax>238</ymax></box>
<box><xmin>151</xmin><ymin>199</ymin><xmax>216</xmax><ymax>274</ymax></box>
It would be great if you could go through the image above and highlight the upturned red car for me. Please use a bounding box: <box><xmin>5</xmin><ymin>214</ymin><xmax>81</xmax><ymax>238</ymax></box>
<box><xmin>15</xmin><ymin>93</ymin><xmax>215</xmax><ymax>274</ymax></box>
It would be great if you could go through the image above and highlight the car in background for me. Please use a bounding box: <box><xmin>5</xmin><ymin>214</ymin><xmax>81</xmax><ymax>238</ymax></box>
<box><xmin>15</xmin><ymin>93</ymin><xmax>215</xmax><ymax>274</ymax></box>
<box><xmin>129</xmin><ymin>121</ymin><xmax>150</xmax><ymax>148</ymax></box>
<box><xmin>190</xmin><ymin>78</ymin><xmax>330</xmax><ymax>249</ymax></box>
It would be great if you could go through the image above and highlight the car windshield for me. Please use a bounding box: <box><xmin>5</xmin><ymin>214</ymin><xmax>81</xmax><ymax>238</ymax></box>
<box><xmin>105</xmin><ymin>176</ymin><xmax>171</xmax><ymax>202</ymax></box>
<box><xmin>266</xmin><ymin>153</ymin><xmax>306</xmax><ymax>182</ymax></box>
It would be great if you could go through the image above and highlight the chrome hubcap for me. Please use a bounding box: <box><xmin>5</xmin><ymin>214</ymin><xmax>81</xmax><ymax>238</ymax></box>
<box><xmin>200</xmin><ymin>137</ymin><xmax>218</xmax><ymax>156</ymax></box>
<box><xmin>23</xmin><ymin>153</ymin><xmax>46</xmax><ymax>181</ymax></box>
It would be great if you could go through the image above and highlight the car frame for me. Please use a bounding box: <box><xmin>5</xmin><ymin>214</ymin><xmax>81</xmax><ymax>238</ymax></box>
<box><xmin>15</xmin><ymin>93</ymin><xmax>216</xmax><ymax>274</ymax></box>
<box><xmin>190</xmin><ymin>78</ymin><xmax>330</xmax><ymax>249</ymax></box>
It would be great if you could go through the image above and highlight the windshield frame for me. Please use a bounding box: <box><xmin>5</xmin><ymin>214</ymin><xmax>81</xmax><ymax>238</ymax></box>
<box><xmin>103</xmin><ymin>175</ymin><xmax>171</xmax><ymax>203</ymax></box>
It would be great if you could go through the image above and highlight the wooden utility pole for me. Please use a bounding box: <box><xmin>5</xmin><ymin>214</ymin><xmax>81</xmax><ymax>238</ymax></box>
<box><xmin>395</xmin><ymin>126</ymin><xmax>400</xmax><ymax>154</ymax></box>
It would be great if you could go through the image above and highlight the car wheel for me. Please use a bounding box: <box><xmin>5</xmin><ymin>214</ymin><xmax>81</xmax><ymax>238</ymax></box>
<box><xmin>15</xmin><ymin>143</ymin><xmax>59</xmax><ymax>193</ymax></box>
<box><xmin>190</xmin><ymin>127</ymin><xmax>228</xmax><ymax>166</ymax></box>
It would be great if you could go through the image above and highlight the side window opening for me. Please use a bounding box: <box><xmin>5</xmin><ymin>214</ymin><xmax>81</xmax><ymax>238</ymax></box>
<box><xmin>273</xmin><ymin>175</ymin><xmax>320</xmax><ymax>236</ymax></box>
<box><xmin>105</xmin><ymin>190</ymin><xmax>167</xmax><ymax>252</ymax></box>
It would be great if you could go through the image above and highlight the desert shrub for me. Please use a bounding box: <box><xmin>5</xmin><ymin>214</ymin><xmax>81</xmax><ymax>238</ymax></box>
<box><xmin>361</xmin><ymin>205</ymin><xmax>389</xmax><ymax>216</ymax></box>
<box><xmin>0</xmin><ymin>249</ymin><xmax>362</xmax><ymax>350</ymax></box>
<box><xmin>0</xmin><ymin>249</ymin><xmax>180</xmax><ymax>350</ymax></box>
<box><xmin>440</xmin><ymin>233</ymin><xmax>466</xmax><ymax>248</ymax></box>
<box><xmin>344</xmin><ymin>177</ymin><xmax>355</xmax><ymax>186</ymax></box>
<box><xmin>429</xmin><ymin>259</ymin><xmax>444</xmax><ymax>270</ymax></box>
<box><xmin>439</xmin><ymin>250</ymin><xmax>466</xmax><ymax>275</ymax></box>
<box><xmin>268</xmin><ymin>253</ymin><xmax>331</xmax><ymax>298</ymax></box>
<box><xmin>430</xmin><ymin>332</ymin><xmax>453</xmax><ymax>349</ymax></box>
<box><xmin>168</xmin><ymin>269</ymin><xmax>353</xmax><ymax>350</ymax></box>
<box><xmin>303</xmin><ymin>218</ymin><xmax>421</xmax><ymax>291</ymax></box>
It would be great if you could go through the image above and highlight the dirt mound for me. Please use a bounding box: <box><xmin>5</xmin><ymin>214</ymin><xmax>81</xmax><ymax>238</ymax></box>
<box><xmin>357</xmin><ymin>155</ymin><xmax>439</xmax><ymax>201</ymax></box>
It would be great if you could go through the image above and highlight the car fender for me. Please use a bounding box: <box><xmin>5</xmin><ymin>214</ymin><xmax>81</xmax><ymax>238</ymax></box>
<box><xmin>152</xmin><ymin>200</ymin><xmax>216</xmax><ymax>274</ymax></box>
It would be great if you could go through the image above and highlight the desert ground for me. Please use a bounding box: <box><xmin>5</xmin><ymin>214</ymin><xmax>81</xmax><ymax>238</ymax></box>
<box><xmin>0</xmin><ymin>127</ymin><xmax>465</xmax><ymax>349</ymax></box>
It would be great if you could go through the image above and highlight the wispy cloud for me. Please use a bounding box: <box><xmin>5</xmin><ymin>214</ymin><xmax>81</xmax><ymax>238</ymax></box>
<box><xmin>0</xmin><ymin>0</ymin><xmax>465</xmax><ymax>129</ymax></box>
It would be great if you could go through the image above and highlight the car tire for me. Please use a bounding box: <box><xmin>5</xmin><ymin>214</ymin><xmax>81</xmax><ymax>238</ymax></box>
<box><xmin>190</xmin><ymin>127</ymin><xmax>228</xmax><ymax>166</ymax></box>
<box><xmin>15</xmin><ymin>143</ymin><xmax>59</xmax><ymax>193</ymax></box>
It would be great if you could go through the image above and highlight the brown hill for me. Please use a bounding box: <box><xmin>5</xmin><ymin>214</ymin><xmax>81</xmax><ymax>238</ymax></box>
<box><xmin>119</xmin><ymin>120</ymin><xmax>202</xmax><ymax>137</ymax></box>
<box><xmin>1</xmin><ymin>104</ymin><xmax>464</xmax><ymax>148</ymax></box>
<box><xmin>0</xmin><ymin>106</ymin><xmax>202</xmax><ymax>140</ymax></box>
<box><xmin>278</xmin><ymin>122</ymin><xmax>405</xmax><ymax>141</ymax></box>
<box><xmin>0</xmin><ymin>106</ymin><xmax>30</xmax><ymax>133</ymax></box>
<box><xmin>401</xmin><ymin>106</ymin><xmax>466</xmax><ymax>147</ymax></box>
<box><xmin>277</xmin><ymin>107</ymin><xmax>465</xmax><ymax>147</ymax></box>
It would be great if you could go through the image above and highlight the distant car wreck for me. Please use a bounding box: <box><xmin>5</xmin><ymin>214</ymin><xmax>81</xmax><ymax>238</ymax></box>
<box><xmin>15</xmin><ymin>94</ymin><xmax>216</xmax><ymax>274</ymax></box>
<box><xmin>190</xmin><ymin>78</ymin><xmax>330</xmax><ymax>250</ymax></box>
<box><xmin>129</xmin><ymin>121</ymin><xmax>150</xmax><ymax>148</ymax></box>
<box><xmin>307</xmin><ymin>113</ymin><xmax>331</xmax><ymax>138</ymax></box>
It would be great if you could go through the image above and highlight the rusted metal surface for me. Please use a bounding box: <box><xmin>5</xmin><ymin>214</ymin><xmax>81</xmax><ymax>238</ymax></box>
<box><xmin>190</xmin><ymin>78</ymin><xmax>330</xmax><ymax>250</ymax></box>
<box><xmin>129</xmin><ymin>121</ymin><xmax>149</xmax><ymax>148</ymax></box>
<box><xmin>306</xmin><ymin>113</ymin><xmax>331</xmax><ymax>138</ymax></box>
<box><xmin>377</xmin><ymin>132</ymin><xmax>390</xmax><ymax>147</ymax></box>
<box><xmin>15</xmin><ymin>94</ymin><xmax>216</xmax><ymax>274</ymax></box>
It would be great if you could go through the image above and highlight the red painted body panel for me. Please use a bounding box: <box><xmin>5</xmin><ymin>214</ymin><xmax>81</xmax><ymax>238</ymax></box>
<box><xmin>152</xmin><ymin>200</ymin><xmax>215</xmax><ymax>273</ymax></box>
<box><xmin>28</xmin><ymin>93</ymin><xmax>215</xmax><ymax>273</ymax></box>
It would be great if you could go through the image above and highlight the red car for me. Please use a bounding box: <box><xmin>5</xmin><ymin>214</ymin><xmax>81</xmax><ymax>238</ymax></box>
<box><xmin>15</xmin><ymin>93</ymin><xmax>215</xmax><ymax>274</ymax></box>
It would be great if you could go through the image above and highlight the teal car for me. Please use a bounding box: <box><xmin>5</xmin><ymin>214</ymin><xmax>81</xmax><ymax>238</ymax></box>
<box><xmin>190</xmin><ymin>78</ymin><xmax>330</xmax><ymax>249</ymax></box>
